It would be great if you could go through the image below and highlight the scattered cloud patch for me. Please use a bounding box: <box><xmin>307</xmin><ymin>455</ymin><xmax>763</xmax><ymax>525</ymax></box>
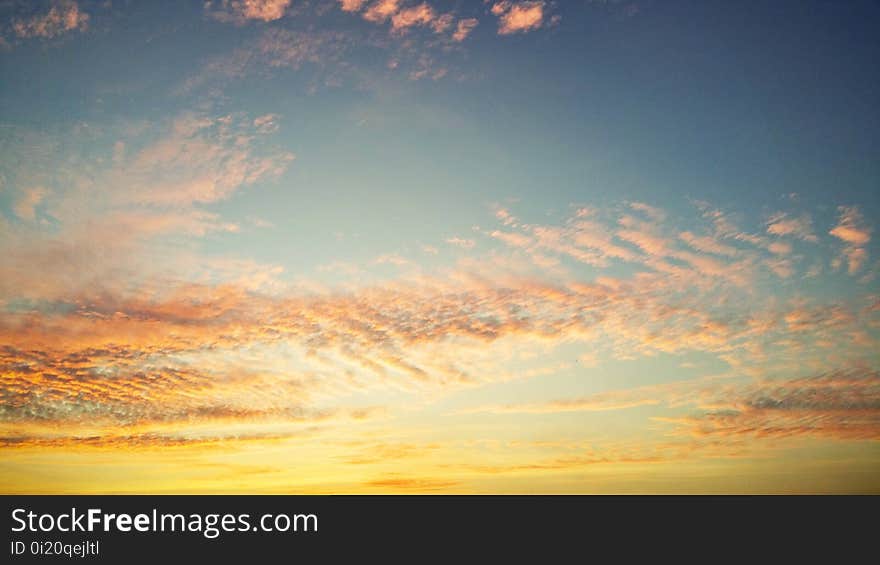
<box><xmin>205</xmin><ymin>0</ymin><xmax>292</xmax><ymax>23</ymax></box>
<box><xmin>12</xmin><ymin>0</ymin><xmax>88</xmax><ymax>39</ymax></box>
<box><xmin>830</xmin><ymin>206</ymin><xmax>871</xmax><ymax>274</ymax></box>
<box><xmin>492</xmin><ymin>1</ymin><xmax>547</xmax><ymax>35</ymax></box>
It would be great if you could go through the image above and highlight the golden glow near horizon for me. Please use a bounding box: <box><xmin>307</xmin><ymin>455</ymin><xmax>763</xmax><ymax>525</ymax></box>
<box><xmin>1</xmin><ymin>0</ymin><xmax>879</xmax><ymax>493</ymax></box>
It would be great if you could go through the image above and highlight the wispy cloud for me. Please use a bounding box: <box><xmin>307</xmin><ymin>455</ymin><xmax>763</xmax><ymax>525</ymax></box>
<box><xmin>179</xmin><ymin>28</ymin><xmax>353</xmax><ymax>94</ymax></box>
<box><xmin>12</xmin><ymin>187</ymin><xmax>47</xmax><ymax>221</ymax></box>
<box><xmin>663</xmin><ymin>368</ymin><xmax>880</xmax><ymax>442</ymax></box>
<box><xmin>1</xmin><ymin>118</ymin><xmax>877</xmax><ymax>486</ymax></box>
<box><xmin>766</xmin><ymin>212</ymin><xmax>818</xmax><ymax>242</ymax></box>
<box><xmin>446</xmin><ymin>236</ymin><xmax>476</xmax><ymax>249</ymax></box>
<box><xmin>466</xmin><ymin>368</ymin><xmax>880</xmax><ymax>444</ymax></box>
<box><xmin>830</xmin><ymin>205</ymin><xmax>872</xmax><ymax>274</ymax></box>
<box><xmin>364</xmin><ymin>475</ymin><xmax>459</xmax><ymax>491</ymax></box>
<box><xmin>452</xmin><ymin>18</ymin><xmax>478</xmax><ymax>41</ymax></box>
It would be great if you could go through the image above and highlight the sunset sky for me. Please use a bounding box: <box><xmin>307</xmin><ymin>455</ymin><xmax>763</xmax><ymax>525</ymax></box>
<box><xmin>1</xmin><ymin>0</ymin><xmax>878</xmax><ymax>493</ymax></box>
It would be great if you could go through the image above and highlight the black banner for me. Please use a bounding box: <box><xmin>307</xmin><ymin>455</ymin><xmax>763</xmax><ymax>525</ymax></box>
<box><xmin>1</xmin><ymin>496</ymin><xmax>874</xmax><ymax>562</ymax></box>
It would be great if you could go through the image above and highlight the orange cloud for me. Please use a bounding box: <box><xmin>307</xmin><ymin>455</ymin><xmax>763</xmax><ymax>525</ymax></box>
<box><xmin>206</xmin><ymin>0</ymin><xmax>292</xmax><ymax>23</ymax></box>
<box><xmin>2</xmin><ymin>180</ymin><xmax>878</xmax><ymax>455</ymax></box>
<box><xmin>678</xmin><ymin>231</ymin><xmax>740</xmax><ymax>257</ymax></box>
<box><xmin>391</xmin><ymin>3</ymin><xmax>436</xmax><ymax>32</ymax></box>
<box><xmin>766</xmin><ymin>212</ymin><xmax>817</xmax><ymax>242</ymax></box>
<box><xmin>116</xmin><ymin>112</ymin><xmax>294</xmax><ymax>207</ymax></box>
<box><xmin>664</xmin><ymin>368</ymin><xmax>880</xmax><ymax>442</ymax></box>
<box><xmin>338</xmin><ymin>0</ymin><xmax>368</xmax><ymax>12</ymax></box>
<box><xmin>363</xmin><ymin>0</ymin><xmax>402</xmax><ymax>23</ymax></box>
<box><xmin>468</xmin><ymin>368</ymin><xmax>880</xmax><ymax>444</ymax></box>
<box><xmin>492</xmin><ymin>1</ymin><xmax>546</xmax><ymax>35</ymax></box>
<box><xmin>452</xmin><ymin>18</ymin><xmax>479</xmax><ymax>42</ymax></box>
<box><xmin>830</xmin><ymin>206</ymin><xmax>872</xmax><ymax>274</ymax></box>
<box><xmin>364</xmin><ymin>475</ymin><xmax>459</xmax><ymax>491</ymax></box>
<box><xmin>12</xmin><ymin>0</ymin><xmax>88</xmax><ymax>39</ymax></box>
<box><xmin>12</xmin><ymin>187</ymin><xmax>47</xmax><ymax>221</ymax></box>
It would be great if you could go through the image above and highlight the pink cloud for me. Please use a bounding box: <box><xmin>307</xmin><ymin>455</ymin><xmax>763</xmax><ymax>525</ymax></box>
<box><xmin>431</xmin><ymin>13</ymin><xmax>454</xmax><ymax>34</ymax></box>
<box><xmin>830</xmin><ymin>206</ymin><xmax>872</xmax><ymax>274</ymax></box>
<box><xmin>206</xmin><ymin>0</ymin><xmax>292</xmax><ymax>23</ymax></box>
<box><xmin>13</xmin><ymin>187</ymin><xmax>48</xmax><ymax>221</ymax></box>
<box><xmin>338</xmin><ymin>0</ymin><xmax>368</xmax><ymax>11</ymax></box>
<box><xmin>766</xmin><ymin>241</ymin><xmax>792</xmax><ymax>256</ymax></box>
<box><xmin>363</xmin><ymin>0</ymin><xmax>402</xmax><ymax>23</ymax></box>
<box><xmin>678</xmin><ymin>231</ymin><xmax>739</xmax><ymax>257</ymax></box>
<box><xmin>629</xmin><ymin>201</ymin><xmax>667</xmax><ymax>222</ymax></box>
<box><xmin>616</xmin><ymin>227</ymin><xmax>669</xmax><ymax>257</ymax></box>
<box><xmin>12</xmin><ymin>0</ymin><xmax>89</xmax><ymax>39</ymax></box>
<box><xmin>120</xmin><ymin>113</ymin><xmax>294</xmax><ymax>207</ymax></box>
<box><xmin>490</xmin><ymin>230</ymin><xmax>533</xmax><ymax>248</ymax></box>
<box><xmin>452</xmin><ymin>18</ymin><xmax>479</xmax><ymax>42</ymax></box>
<box><xmin>391</xmin><ymin>3</ymin><xmax>436</xmax><ymax>32</ymax></box>
<box><xmin>766</xmin><ymin>212</ymin><xmax>817</xmax><ymax>242</ymax></box>
<box><xmin>492</xmin><ymin>1</ymin><xmax>546</xmax><ymax>35</ymax></box>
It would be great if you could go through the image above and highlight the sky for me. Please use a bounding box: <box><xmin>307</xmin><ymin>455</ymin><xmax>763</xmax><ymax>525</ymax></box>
<box><xmin>0</xmin><ymin>0</ymin><xmax>878</xmax><ymax>493</ymax></box>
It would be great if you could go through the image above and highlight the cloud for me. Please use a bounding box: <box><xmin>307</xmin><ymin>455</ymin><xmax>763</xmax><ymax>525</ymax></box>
<box><xmin>180</xmin><ymin>28</ymin><xmax>353</xmax><ymax>94</ymax></box>
<box><xmin>467</xmin><ymin>368</ymin><xmax>880</xmax><ymax>444</ymax></box>
<box><xmin>430</xmin><ymin>13</ymin><xmax>454</xmax><ymax>34</ymax></box>
<box><xmin>205</xmin><ymin>0</ymin><xmax>292</xmax><ymax>23</ymax></box>
<box><xmin>2</xmin><ymin>248</ymin><xmax>875</xmax><ymax>429</ymax></box>
<box><xmin>766</xmin><ymin>212</ymin><xmax>817</xmax><ymax>242</ymax></box>
<box><xmin>364</xmin><ymin>475</ymin><xmax>459</xmax><ymax>491</ymax></box>
<box><xmin>390</xmin><ymin>3</ymin><xmax>436</xmax><ymax>32</ymax></box>
<box><xmin>829</xmin><ymin>206</ymin><xmax>872</xmax><ymax>274</ymax></box>
<box><xmin>374</xmin><ymin>253</ymin><xmax>410</xmax><ymax>266</ymax></box>
<box><xmin>2</xmin><ymin>179</ymin><xmax>878</xmax><ymax>452</ymax></box>
<box><xmin>492</xmin><ymin>1</ymin><xmax>546</xmax><ymax>35</ymax></box>
<box><xmin>665</xmin><ymin>368</ymin><xmax>880</xmax><ymax>442</ymax></box>
<box><xmin>13</xmin><ymin>187</ymin><xmax>48</xmax><ymax>221</ymax></box>
<box><xmin>475</xmin><ymin>202</ymin><xmax>837</xmax><ymax>286</ymax></box>
<box><xmin>446</xmin><ymin>236</ymin><xmax>476</xmax><ymax>249</ymax></box>
<box><xmin>116</xmin><ymin>113</ymin><xmax>294</xmax><ymax>207</ymax></box>
<box><xmin>12</xmin><ymin>0</ymin><xmax>88</xmax><ymax>39</ymax></box>
<box><xmin>629</xmin><ymin>201</ymin><xmax>667</xmax><ymax>222</ymax></box>
<box><xmin>616</xmin><ymin>225</ymin><xmax>669</xmax><ymax>257</ymax></box>
<box><xmin>494</xmin><ymin>206</ymin><xmax>517</xmax><ymax>226</ymax></box>
<box><xmin>338</xmin><ymin>0</ymin><xmax>368</xmax><ymax>12</ymax></box>
<box><xmin>678</xmin><ymin>231</ymin><xmax>739</xmax><ymax>257</ymax></box>
<box><xmin>253</xmin><ymin>113</ymin><xmax>281</xmax><ymax>133</ymax></box>
<box><xmin>490</xmin><ymin>229</ymin><xmax>532</xmax><ymax>248</ymax></box>
<box><xmin>341</xmin><ymin>441</ymin><xmax>441</xmax><ymax>465</ymax></box>
<box><xmin>452</xmin><ymin>18</ymin><xmax>479</xmax><ymax>42</ymax></box>
<box><xmin>766</xmin><ymin>241</ymin><xmax>792</xmax><ymax>255</ymax></box>
<box><xmin>338</xmin><ymin>0</ymin><xmax>451</xmax><ymax>33</ymax></box>
<box><xmin>463</xmin><ymin>395</ymin><xmax>661</xmax><ymax>414</ymax></box>
<box><xmin>0</xmin><ymin>114</ymin><xmax>293</xmax><ymax>307</ymax></box>
<box><xmin>363</xmin><ymin>0</ymin><xmax>402</xmax><ymax>23</ymax></box>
